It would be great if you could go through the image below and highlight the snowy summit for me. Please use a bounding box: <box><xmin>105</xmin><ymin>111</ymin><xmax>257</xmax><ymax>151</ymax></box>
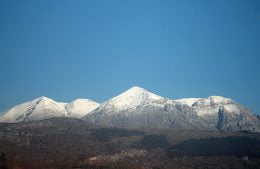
<box><xmin>99</xmin><ymin>86</ymin><xmax>164</xmax><ymax>112</ymax></box>
<box><xmin>0</xmin><ymin>86</ymin><xmax>259</xmax><ymax>132</ymax></box>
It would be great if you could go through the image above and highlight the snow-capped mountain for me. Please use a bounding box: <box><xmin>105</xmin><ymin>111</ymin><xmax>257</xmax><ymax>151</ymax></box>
<box><xmin>91</xmin><ymin>86</ymin><xmax>168</xmax><ymax>113</ymax></box>
<box><xmin>83</xmin><ymin>87</ymin><xmax>260</xmax><ymax>131</ymax></box>
<box><xmin>0</xmin><ymin>86</ymin><xmax>259</xmax><ymax>132</ymax></box>
<box><xmin>0</xmin><ymin>97</ymin><xmax>99</xmax><ymax>123</ymax></box>
<box><xmin>177</xmin><ymin>96</ymin><xmax>260</xmax><ymax>131</ymax></box>
<box><xmin>83</xmin><ymin>86</ymin><xmax>205</xmax><ymax>129</ymax></box>
<box><xmin>0</xmin><ymin>97</ymin><xmax>66</xmax><ymax>123</ymax></box>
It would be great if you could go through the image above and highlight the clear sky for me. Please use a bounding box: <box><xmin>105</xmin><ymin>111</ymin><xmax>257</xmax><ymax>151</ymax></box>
<box><xmin>0</xmin><ymin>0</ymin><xmax>259</xmax><ymax>113</ymax></box>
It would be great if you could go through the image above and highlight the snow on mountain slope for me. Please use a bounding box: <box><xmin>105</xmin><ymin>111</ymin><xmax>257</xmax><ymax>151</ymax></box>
<box><xmin>174</xmin><ymin>98</ymin><xmax>202</xmax><ymax>107</ymax></box>
<box><xmin>0</xmin><ymin>97</ymin><xmax>100</xmax><ymax>123</ymax></box>
<box><xmin>215</xmin><ymin>104</ymin><xmax>259</xmax><ymax>131</ymax></box>
<box><xmin>83</xmin><ymin>88</ymin><xmax>260</xmax><ymax>131</ymax></box>
<box><xmin>191</xmin><ymin>96</ymin><xmax>236</xmax><ymax>116</ymax></box>
<box><xmin>174</xmin><ymin>96</ymin><xmax>237</xmax><ymax>116</ymax></box>
<box><xmin>186</xmin><ymin>96</ymin><xmax>260</xmax><ymax>131</ymax></box>
<box><xmin>0</xmin><ymin>86</ymin><xmax>259</xmax><ymax>132</ymax></box>
<box><xmin>193</xmin><ymin>96</ymin><xmax>234</xmax><ymax>106</ymax></box>
<box><xmin>83</xmin><ymin>86</ymin><xmax>204</xmax><ymax>129</ymax></box>
<box><xmin>65</xmin><ymin>99</ymin><xmax>99</xmax><ymax>118</ymax></box>
<box><xmin>95</xmin><ymin>86</ymin><xmax>168</xmax><ymax>113</ymax></box>
<box><xmin>0</xmin><ymin>97</ymin><xmax>67</xmax><ymax>123</ymax></box>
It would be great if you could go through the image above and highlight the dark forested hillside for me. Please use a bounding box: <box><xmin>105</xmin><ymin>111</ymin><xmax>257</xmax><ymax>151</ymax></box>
<box><xmin>0</xmin><ymin>117</ymin><xmax>260</xmax><ymax>169</ymax></box>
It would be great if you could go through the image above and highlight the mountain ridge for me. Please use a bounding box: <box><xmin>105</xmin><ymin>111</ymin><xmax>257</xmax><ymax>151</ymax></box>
<box><xmin>0</xmin><ymin>86</ymin><xmax>259</xmax><ymax>132</ymax></box>
<box><xmin>0</xmin><ymin>96</ymin><xmax>99</xmax><ymax>123</ymax></box>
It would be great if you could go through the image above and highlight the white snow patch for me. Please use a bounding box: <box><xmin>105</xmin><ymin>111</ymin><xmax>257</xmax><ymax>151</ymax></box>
<box><xmin>65</xmin><ymin>99</ymin><xmax>99</xmax><ymax>118</ymax></box>
<box><xmin>174</xmin><ymin>98</ymin><xmax>202</xmax><ymax>107</ymax></box>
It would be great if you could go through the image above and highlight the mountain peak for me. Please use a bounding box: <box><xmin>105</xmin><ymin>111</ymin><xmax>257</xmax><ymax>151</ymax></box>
<box><xmin>124</xmin><ymin>86</ymin><xmax>149</xmax><ymax>94</ymax></box>
<box><xmin>35</xmin><ymin>96</ymin><xmax>54</xmax><ymax>103</ymax></box>
<box><xmin>100</xmin><ymin>86</ymin><xmax>164</xmax><ymax>111</ymax></box>
<box><xmin>36</xmin><ymin>96</ymin><xmax>49</xmax><ymax>100</ymax></box>
<box><xmin>129</xmin><ymin>85</ymin><xmax>145</xmax><ymax>90</ymax></box>
<box><xmin>119</xmin><ymin>86</ymin><xmax>162</xmax><ymax>100</ymax></box>
<box><xmin>0</xmin><ymin>96</ymin><xmax>66</xmax><ymax>123</ymax></box>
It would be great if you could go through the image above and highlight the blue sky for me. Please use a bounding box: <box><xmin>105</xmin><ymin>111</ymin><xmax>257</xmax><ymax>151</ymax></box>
<box><xmin>0</xmin><ymin>0</ymin><xmax>259</xmax><ymax>113</ymax></box>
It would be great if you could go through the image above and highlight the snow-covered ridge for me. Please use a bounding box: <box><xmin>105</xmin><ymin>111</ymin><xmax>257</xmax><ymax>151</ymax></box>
<box><xmin>0</xmin><ymin>96</ymin><xmax>99</xmax><ymax>123</ymax></box>
<box><xmin>174</xmin><ymin>96</ymin><xmax>238</xmax><ymax>116</ymax></box>
<box><xmin>0</xmin><ymin>87</ymin><xmax>248</xmax><ymax>121</ymax></box>
<box><xmin>0</xmin><ymin>96</ymin><xmax>66</xmax><ymax>123</ymax></box>
<box><xmin>99</xmin><ymin>86</ymin><xmax>166</xmax><ymax>112</ymax></box>
<box><xmin>174</xmin><ymin>98</ymin><xmax>202</xmax><ymax>107</ymax></box>
<box><xmin>174</xmin><ymin>96</ymin><xmax>235</xmax><ymax>107</ymax></box>
<box><xmin>192</xmin><ymin>96</ymin><xmax>235</xmax><ymax>107</ymax></box>
<box><xmin>82</xmin><ymin>86</ymin><xmax>259</xmax><ymax>131</ymax></box>
<box><xmin>0</xmin><ymin>86</ymin><xmax>258</xmax><ymax>133</ymax></box>
<box><xmin>65</xmin><ymin>99</ymin><xmax>99</xmax><ymax>118</ymax></box>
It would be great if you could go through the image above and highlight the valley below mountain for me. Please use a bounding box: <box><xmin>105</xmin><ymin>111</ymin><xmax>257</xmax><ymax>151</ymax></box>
<box><xmin>0</xmin><ymin>117</ymin><xmax>260</xmax><ymax>169</ymax></box>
